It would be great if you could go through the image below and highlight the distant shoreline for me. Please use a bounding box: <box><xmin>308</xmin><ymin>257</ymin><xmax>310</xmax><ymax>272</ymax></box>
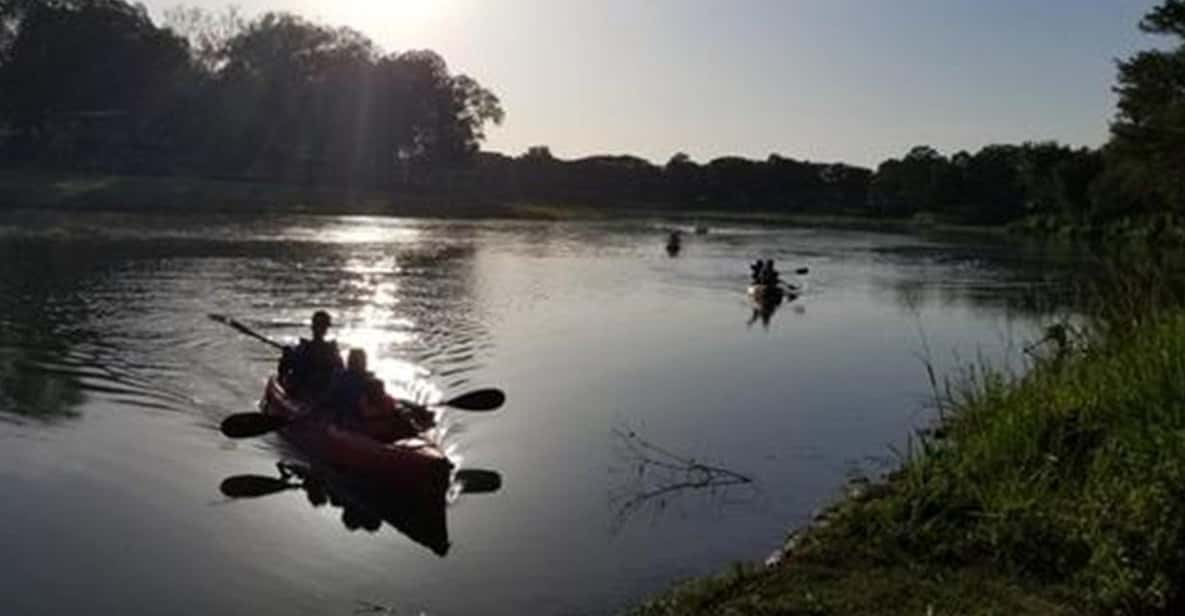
<box><xmin>0</xmin><ymin>170</ymin><xmax>512</xmax><ymax>219</ymax></box>
<box><xmin>0</xmin><ymin>170</ymin><xmax>1009</xmax><ymax>238</ymax></box>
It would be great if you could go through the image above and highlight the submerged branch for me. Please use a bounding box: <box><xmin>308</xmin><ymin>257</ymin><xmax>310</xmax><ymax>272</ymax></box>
<box><xmin>610</xmin><ymin>427</ymin><xmax>756</xmax><ymax>534</ymax></box>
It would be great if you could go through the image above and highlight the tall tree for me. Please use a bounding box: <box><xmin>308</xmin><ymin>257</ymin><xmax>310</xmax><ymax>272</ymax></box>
<box><xmin>0</xmin><ymin>0</ymin><xmax>191</xmax><ymax>140</ymax></box>
<box><xmin>188</xmin><ymin>13</ymin><xmax>503</xmax><ymax>185</ymax></box>
<box><xmin>1106</xmin><ymin>0</ymin><xmax>1185</xmax><ymax>213</ymax></box>
<box><xmin>162</xmin><ymin>5</ymin><xmax>244</xmax><ymax>72</ymax></box>
<box><xmin>870</xmin><ymin>146</ymin><xmax>953</xmax><ymax>216</ymax></box>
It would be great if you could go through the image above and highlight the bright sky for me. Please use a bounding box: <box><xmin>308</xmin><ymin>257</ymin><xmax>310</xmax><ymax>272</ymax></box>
<box><xmin>139</xmin><ymin>0</ymin><xmax>1163</xmax><ymax>167</ymax></box>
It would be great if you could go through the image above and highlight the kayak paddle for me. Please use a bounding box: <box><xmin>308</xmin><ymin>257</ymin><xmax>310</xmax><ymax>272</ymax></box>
<box><xmin>455</xmin><ymin>469</ymin><xmax>502</xmax><ymax>495</ymax></box>
<box><xmin>209</xmin><ymin>313</ymin><xmax>286</xmax><ymax>350</ymax></box>
<box><xmin>219</xmin><ymin>387</ymin><xmax>507</xmax><ymax>439</ymax></box>
<box><xmin>220</xmin><ymin>469</ymin><xmax>503</xmax><ymax>499</ymax></box>
<box><xmin>220</xmin><ymin>474</ymin><xmax>297</xmax><ymax>498</ymax></box>
<box><xmin>432</xmin><ymin>388</ymin><xmax>505</xmax><ymax>411</ymax></box>
<box><xmin>780</xmin><ymin>267</ymin><xmax>808</xmax><ymax>293</ymax></box>
<box><xmin>220</xmin><ymin>413</ymin><xmax>289</xmax><ymax>439</ymax></box>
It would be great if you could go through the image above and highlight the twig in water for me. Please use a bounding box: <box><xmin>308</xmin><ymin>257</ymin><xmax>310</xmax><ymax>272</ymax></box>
<box><xmin>610</xmin><ymin>427</ymin><xmax>756</xmax><ymax>534</ymax></box>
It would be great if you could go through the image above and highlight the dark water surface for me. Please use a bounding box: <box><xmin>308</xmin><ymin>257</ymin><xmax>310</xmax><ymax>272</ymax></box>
<box><xmin>0</xmin><ymin>211</ymin><xmax>1083</xmax><ymax>615</ymax></box>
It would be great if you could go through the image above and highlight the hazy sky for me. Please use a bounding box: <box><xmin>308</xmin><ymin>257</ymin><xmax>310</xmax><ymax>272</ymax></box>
<box><xmin>138</xmin><ymin>0</ymin><xmax>1163</xmax><ymax>167</ymax></box>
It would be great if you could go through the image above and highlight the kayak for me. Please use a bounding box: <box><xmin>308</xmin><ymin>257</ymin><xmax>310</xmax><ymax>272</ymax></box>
<box><xmin>260</xmin><ymin>377</ymin><xmax>453</xmax><ymax>497</ymax></box>
<box><xmin>748</xmin><ymin>283</ymin><xmax>786</xmax><ymax>305</ymax></box>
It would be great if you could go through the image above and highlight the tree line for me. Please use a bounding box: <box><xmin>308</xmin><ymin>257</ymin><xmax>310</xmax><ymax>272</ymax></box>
<box><xmin>0</xmin><ymin>0</ymin><xmax>1182</xmax><ymax>231</ymax></box>
<box><xmin>869</xmin><ymin>0</ymin><xmax>1184</xmax><ymax>232</ymax></box>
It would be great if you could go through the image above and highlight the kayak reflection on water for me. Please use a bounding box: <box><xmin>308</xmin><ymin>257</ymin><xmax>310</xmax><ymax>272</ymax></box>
<box><xmin>219</xmin><ymin>462</ymin><xmax>502</xmax><ymax>556</ymax></box>
<box><xmin>747</xmin><ymin>293</ymin><xmax>806</xmax><ymax>329</ymax></box>
<box><xmin>747</xmin><ymin>284</ymin><xmax>787</xmax><ymax>329</ymax></box>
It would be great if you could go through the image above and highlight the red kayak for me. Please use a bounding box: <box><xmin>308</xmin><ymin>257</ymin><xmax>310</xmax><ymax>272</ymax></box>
<box><xmin>260</xmin><ymin>377</ymin><xmax>453</xmax><ymax>496</ymax></box>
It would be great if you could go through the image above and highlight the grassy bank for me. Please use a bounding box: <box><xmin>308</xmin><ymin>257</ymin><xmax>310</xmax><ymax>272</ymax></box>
<box><xmin>1011</xmin><ymin>214</ymin><xmax>1185</xmax><ymax>245</ymax></box>
<box><xmin>0</xmin><ymin>170</ymin><xmax>1009</xmax><ymax>235</ymax></box>
<box><xmin>0</xmin><ymin>169</ymin><xmax>863</xmax><ymax>224</ymax></box>
<box><xmin>5</xmin><ymin>171</ymin><xmax>1185</xmax><ymax>249</ymax></box>
<box><xmin>635</xmin><ymin>285</ymin><xmax>1185</xmax><ymax>614</ymax></box>
<box><xmin>0</xmin><ymin>170</ymin><xmax>520</xmax><ymax>217</ymax></box>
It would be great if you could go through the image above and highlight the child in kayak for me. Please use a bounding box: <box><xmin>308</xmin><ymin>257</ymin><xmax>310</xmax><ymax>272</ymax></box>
<box><xmin>328</xmin><ymin>348</ymin><xmax>374</xmax><ymax>421</ymax></box>
<box><xmin>329</xmin><ymin>349</ymin><xmax>431</xmax><ymax>442</ymax></box>
<box><xmin>279</xmin><ymin>311</ymin><xmax>345</xmax><ymax>401</ymax></box>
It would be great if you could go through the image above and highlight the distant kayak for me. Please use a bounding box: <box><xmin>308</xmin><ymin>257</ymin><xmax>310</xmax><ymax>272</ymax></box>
<box><xmin>260</xmin><ymin>377</ymin><xmax>453</xmax><ymax>498</ymax></box>
<box><xmin>748</xmin><ymin>283</ymin><xmax>788</xmax><ymax>306</ymax></box>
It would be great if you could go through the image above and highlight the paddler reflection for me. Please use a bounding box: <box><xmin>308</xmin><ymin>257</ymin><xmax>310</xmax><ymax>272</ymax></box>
<box><xmin>219</xmin><ymin>462</ymin><xmax>502</xmax><ymax>557</ymax></box>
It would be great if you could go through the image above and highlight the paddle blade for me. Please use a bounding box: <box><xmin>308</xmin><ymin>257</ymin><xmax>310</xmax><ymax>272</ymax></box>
<box><xmin>221</xmin><ymin>413</ymin><xmax>288</xmax><ymax>439</ymax></box>
<box><xmin>441</xmin><ymin>388</ymin><xmax>505</xmax><ymax>412</ymax></box>
<box><xmin>795</xmin><ymin>267</ymin><xmax>809</xmax><ymax>275</ymax></box>
<box><xmin>221</xmin><ymin>475</ymin><xmax>296</xmax><ymax>499</ymax></box>
<box><xmin>456</xmin><ymin>469</ymin><xmax>502</xmax><ymax>495</ymax></box>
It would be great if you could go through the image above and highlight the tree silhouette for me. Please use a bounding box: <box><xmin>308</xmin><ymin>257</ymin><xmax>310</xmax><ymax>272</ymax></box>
<box><xmin>1104</xmin><ymin>0</ymin><xmax>1185</xmax><ymax>214</ymax></box>
<box><xmin>0</xmin><ymin>2</ymin><xmax>504</xmax><ymax>185</ymax></box>
<box><xmin>0</xmin><ymin>0</ymin><xmax>1182</xmax><ymax>228</ymax></box>
<box><xmin>0</xmin><ymin>0</ymin><xmax>191</xmax><ymax>157</ymax></box>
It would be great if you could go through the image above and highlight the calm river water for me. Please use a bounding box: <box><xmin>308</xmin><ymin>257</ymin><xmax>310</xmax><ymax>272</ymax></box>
<box><xmin>0</xmin><ymin>211</ymin><xmax>1084</xmax><ymax>615</ymax></box>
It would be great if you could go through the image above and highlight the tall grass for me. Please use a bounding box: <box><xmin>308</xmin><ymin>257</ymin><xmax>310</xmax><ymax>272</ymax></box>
<box><xmin>883</xmin><ymin>311</ymin><xmax>1185</xmax><ymax>610</ymax></box>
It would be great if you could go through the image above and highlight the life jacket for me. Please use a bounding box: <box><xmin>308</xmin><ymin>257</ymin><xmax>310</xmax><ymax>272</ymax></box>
<box><xmin>280</xmin><ymin>338</ymin><xmax>343</xmax><ymax>399</ymax></box>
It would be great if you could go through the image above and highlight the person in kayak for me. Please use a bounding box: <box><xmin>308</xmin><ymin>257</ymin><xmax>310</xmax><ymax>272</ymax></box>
<box><xmin>327</xmin><ymin>348</ymin><xmax>373</xmax><ymax>423</ymax></box>
<box><xmin>279</xmin><ymin>311</ymin><xmax>345</xmax><ymax>401</ymax></box>
<box><xmin>325</xmin><ymin>349</ymin><xmax>426</xmax><ymax>441</ymax></box>
<box><xmin>762</xmin><ymin>259</ymin><xmax>780</xmax><ymax>286</ymax></box>
<box><xmin>324</xmin><ymin>348</ymin><xmax>435</xmax><ymax>441</ymax></box>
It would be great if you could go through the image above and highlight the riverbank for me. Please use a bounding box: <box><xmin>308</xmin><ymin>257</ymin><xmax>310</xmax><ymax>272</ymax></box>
<box><xmin>1013</xmin><ymin>213</ymin><xmax>1185</xmax><ymax>245</ymax></box>
<box><xmin>0</xmin><ymin>170</ymin><xmax>1004</xmax><ymax>235</ymax></box>
<box><xmin>6</xmin><ymin>173</ymin><xmax>1185</xmax><ymax>247</ymax></box>
<box><xmin>0</xmin><ymin>170</ymin><xmax>518</xmax><ymax>217</ymax></box>
<box><xmin>508</xmin><ymin>202</ymin><xmax>1007</xmax><ymax>235</ymax></box>
<box><xmin>634</xmin><ymin>289</ymin><xmax>1185</xmax><ymax>614</ymax></box>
